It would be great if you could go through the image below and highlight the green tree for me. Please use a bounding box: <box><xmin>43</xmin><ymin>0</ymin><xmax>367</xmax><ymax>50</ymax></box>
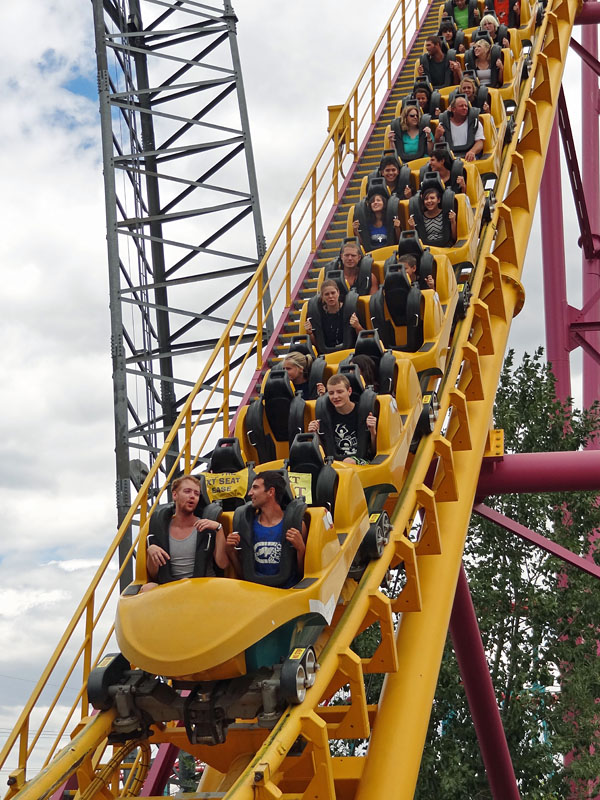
<box><xmin>415</xmin><ymin>349</ymin><xmax>600</xmax><ymax>799</ymax></box>
<box><xmin>169</xmin><ymin>750</ymin><xmax>200</xmax><ymax>793</ymax></box>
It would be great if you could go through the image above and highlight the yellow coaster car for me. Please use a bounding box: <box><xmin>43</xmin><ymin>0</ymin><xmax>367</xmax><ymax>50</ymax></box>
<box><xmin>94</xmin><ymin>461</ymin><xmax>394</xmax><ymax>744</ymax></box>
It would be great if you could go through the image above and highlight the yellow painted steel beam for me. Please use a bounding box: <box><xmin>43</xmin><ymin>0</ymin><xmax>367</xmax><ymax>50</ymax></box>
<box><xmin>6</xmin><ymin>711</ymin><xmax>117</xmax><ymax>800</ymax></box>
<box><xmin>354</xmin><ymin>0</ymin><xmax>579</xmax><ymax>796</ymax></box>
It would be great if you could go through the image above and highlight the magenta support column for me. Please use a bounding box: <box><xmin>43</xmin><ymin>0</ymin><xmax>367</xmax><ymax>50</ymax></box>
<box><xmin>141</xmin><ymin>743</ymin><xmax>179</xmax><ymax>796</ymax></box>
<box><xmin>450</xmin><ymin>567</ymin><xmax>521</xmax><ymax>799</ymax></box>
<box><xmin>582</xmin><ymin>24</ymin><xmax>600</xmax><ymax>410</ymax></box>
<box><xmin>540</xmin><ymin>116</ymin><xmax>572</xmax><ymax>401</ymax></box>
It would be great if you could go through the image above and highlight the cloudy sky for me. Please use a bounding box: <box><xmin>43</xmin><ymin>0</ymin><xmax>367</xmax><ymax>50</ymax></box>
<box><xmin>0</xmin><ymin>0</ymin><xmax>592</xmax><ymax>780</ymax></box>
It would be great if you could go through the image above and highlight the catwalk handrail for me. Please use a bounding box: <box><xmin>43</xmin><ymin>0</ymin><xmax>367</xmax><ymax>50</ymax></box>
<box><xmin>0</xmin><ymin>0</ymin><xmax>430</xmax><ymax>784</ymax></box>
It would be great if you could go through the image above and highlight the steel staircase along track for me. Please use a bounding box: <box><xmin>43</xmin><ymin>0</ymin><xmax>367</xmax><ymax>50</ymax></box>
<box><xmin>0</xmin><ymin>0</ymin><xmax>580</xmax><ymax>796</ymax></box>
<box><xmin>273</xmin><ymin>8</ymin><xmax>442</xmax><ymax>365</ymax></box>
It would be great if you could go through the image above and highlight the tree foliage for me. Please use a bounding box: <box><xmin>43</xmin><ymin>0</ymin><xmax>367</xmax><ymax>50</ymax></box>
<box><xmin>415</xmin><ymin>349</ymin><xmax>600</xmax><ymax>799</ymax></box>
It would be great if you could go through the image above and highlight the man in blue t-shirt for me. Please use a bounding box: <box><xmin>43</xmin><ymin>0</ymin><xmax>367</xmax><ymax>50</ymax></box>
<box><xmin>226</xmin><ymin>471</ymin><xmax>307</xmax><ymax>580</ymax></box>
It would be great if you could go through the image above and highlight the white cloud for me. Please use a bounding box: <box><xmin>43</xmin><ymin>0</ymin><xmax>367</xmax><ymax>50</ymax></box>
<box><xmin>0</xmin><ymin>588</ymin><xmax>70</xmax><ymax>618</ymax></box>
<box><xmin>44</xmin><ymin>559</ymin><xmax>115</xmax><ymax>573</ymax></box>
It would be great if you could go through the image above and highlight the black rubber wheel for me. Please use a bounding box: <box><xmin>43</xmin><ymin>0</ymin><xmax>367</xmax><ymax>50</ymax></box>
<box><xmin>456</xmin><ymin>282</ymin><xmax>471</xmax><ymax>320</ymax></box>
<box><xmin>504</xmin><ymin>119</ymin><xmax>516</xmax><ymax>146</ymax></box>
<box><xmin>417</xmin><ymin>391</ymin><xmax>439</xmax><ymax>437</ymax></box>
<box><xmin>281</xmin><ymin>659</ymin><xmax>307</xmax><ymax>705</ymax></box>
<box><xmin>88</xmin><ymin>652</ymin><xmax>130</xmax><ymax>711</ymax></box>
<box><xmin>363</xmin><ymin>510</ymin><xmax>391</xmax><ymax>559</ymax></box>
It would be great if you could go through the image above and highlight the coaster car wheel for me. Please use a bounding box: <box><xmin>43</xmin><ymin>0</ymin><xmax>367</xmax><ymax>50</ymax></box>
<box><xmin>416</xmin><ymin>391</ymin><xmax>439</xmax><ymax>438</ymax></box>
<box><xmin>455</xmin><ymin>281</ymin><xmax>471</xmax><ymax>320</ymax></box>
<box><xmin>88</xmin><ymin>652</ymin><xmax>130</xmax><ymax>711</ymax></box>
<box><xmin>363</xmin><ymin>510</ymin><xmax>391</xmax><ymax>560</ymax></box>
<box><xmin>280</xmin><ymin>646</ymin><xmax>317</xmax><ymax>705</ymax></box>
<box><xmin>483</xmin><ymin>189</ymin><xmax>496</xmax><ymax>223</ymax></box>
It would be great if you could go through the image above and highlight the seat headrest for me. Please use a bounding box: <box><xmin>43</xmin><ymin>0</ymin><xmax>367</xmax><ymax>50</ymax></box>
<box><xmin>289</xmin><ymin>433</ymin><xmax>325</xmax><ymax>472</ymax></box>
<box><xmin>450</xmin><ymin>92</ymin><xmax>471</xmax><ymax>108</ymax></box>
<box><xmin>461</xmin><ymin>69</ymin><xmax>480</xmax><ymax>85</ymax></box>
<box><xmin>384</xmin><ymin>270</ymin><xmax>412</xmax><ymax>326</ymax></box>
<box><xmin>354</xmin><ymin>330</ymin><xmax>386</xmax><ymax>361</ymax></box>
<box><xmin>326</xmin><ymin>269</ymin><xmax>349</xmax><ymax>300</ymax></box>
<box><xmin>263</xmin><ymin>367</ymin><xmax>294</xmax><ymax>401</ymax></box>
<box><xmin>396</xmin><ymin>231</ymin><xmax>426</xmax><ymax>264</ymax></box>
<box><xmin>209</xmin><ymin>437</ymin><xmax>246</xmax><ymax>473</ymax></box>
<box><xmin>419</xmin><ymin>171</ymin><xmax>445</xmax><ymax>198</ymax></box>
<box><xmin>471</xmin><ymin>29</ymin><xmax>493</xmax><ymax>44</ymax></box>
<box><xmin>339</xmin><ymin>363</ymin><xmax>366</xmax><ymax>398</ymax></box>
<box><xmin>431</xmin><ymin>142</ymin><xmax>454</xmax><ymax>161</ymax></box>
<box><xmin>378</xmin><ymin>152</ymin><xmax>402</xmax><ymax>172</ymax></box>
<box><xmin>412</xmin><ymin>79</ymin><xmax>434</xmax><ymax>97</ymax></box>
<box><xmin>384</xmin><ymin>268</ymin><xmax>411</xmax><ymax>292</ymax></box>
<box><xmin>367</xmin><ymin>177</ymin><xmax>389</xmax><ymax>202</ymax></box>
<box><xmin>288</xmin><ymin>335</ymin><xmax>316</xmax><ymax>357</ymax></box>
<box><xmin>339</xmin><ymin>235</ymin><xmax>362</xmax><ymax>254</ymax></box>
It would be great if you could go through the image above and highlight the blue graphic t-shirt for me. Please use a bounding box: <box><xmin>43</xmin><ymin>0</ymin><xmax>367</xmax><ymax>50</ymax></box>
<box><xmin>252</xmin><ymin>518</ymin><xmax>285</xmax><ymax>575</ymax></box>
<box><xmin>369</xmin><ymin>223</ymin><xmax>388</xmax><ymax>248</ymax></box>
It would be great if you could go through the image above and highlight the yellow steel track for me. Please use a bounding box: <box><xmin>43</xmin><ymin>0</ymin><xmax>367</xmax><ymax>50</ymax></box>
<box><xmin>0</xmin><ymin>0</ymin><xmax>579</xmax><ymax>796</ymax></box>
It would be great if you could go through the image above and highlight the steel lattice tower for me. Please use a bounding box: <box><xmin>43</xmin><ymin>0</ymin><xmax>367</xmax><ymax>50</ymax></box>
<box><xmin>91</xmin><ymin>0</ymin><xmax>270</xmax><ymax>580</ymax></box>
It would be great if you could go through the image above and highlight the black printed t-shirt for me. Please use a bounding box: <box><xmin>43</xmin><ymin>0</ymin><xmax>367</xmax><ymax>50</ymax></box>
<box><xmin>331</xmin><ymin>406</ymin><xmax>359</xmax><ymax>460</ymax></box>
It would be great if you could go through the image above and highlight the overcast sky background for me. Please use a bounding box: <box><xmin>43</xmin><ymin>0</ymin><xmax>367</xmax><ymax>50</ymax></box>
<box><xmin>0</xmin><ymin>0</ymin><xmax>592</xmax><ymax>778</ymax></box>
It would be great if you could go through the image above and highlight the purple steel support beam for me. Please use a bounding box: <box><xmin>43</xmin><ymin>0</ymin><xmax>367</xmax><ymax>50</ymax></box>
<box><xmin>477</xmin><ymin>450</ymin><xmax>600</xmax><ymax>496</ymax></box>
<box><xmin>570</xmin><ymin>328</ymin><xmax>600</xmax><ymax>364</ymax></box>
<box><xmin>50</xmin><ymin>776</ymin><xmax>77</xmax><ymax>800</ymax></box>
<box><xmin>576</xmin><ymin>3</ymin><xmax>600</xmax><ymax>25</ymax></box>
<box><xmin>557</xmin><ymin>89</ymin><xmax>599</xmax><ymax>260</ymax></box>
<box><xmin>540</xmin><ymin>116</ymin><xmax>572</xmax><ymax>400</ymax></box>
<box><xmin>554</xmin><ymin>87</ymin><xmax>600</xmax><ymax>392</ymax></box>
<box><xmin>141</xmin><ymin>742</ymin><xmax>179</xmax><ymax>796</ymax></box>
<box><xmin>473</xmin><ymin>504</ymin><xmax>600</xmax><ymax>580</ymax></box>
<box><xmin>450</xmin><ymin>567</ymin><xmax>521</xmax><ymax>800</ymax></box>
<box><xmin>570</xmin><ymin>36</ymin><xmax>600</xmax><ymax>76</ymax></box>
<box><xmin>581</xmin><ymin>22</ymin><xmax>600</xmax><ymax>410</ymax></box>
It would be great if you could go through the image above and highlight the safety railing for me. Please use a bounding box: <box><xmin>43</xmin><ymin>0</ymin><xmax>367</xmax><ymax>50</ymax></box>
<box><xmin>0</xmin><ymin>0</ymin><xmax>432</xmax><ymax>787</ymax></box>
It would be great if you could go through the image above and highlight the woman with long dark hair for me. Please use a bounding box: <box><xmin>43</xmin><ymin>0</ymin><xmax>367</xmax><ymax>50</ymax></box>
<box><xmin>353</xmin><ymin>187</ymin><xmax>401</xmax><ymax>250</ymax></box>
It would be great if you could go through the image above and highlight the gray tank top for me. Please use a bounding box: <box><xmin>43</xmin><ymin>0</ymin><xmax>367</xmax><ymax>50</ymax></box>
<box><xmin>169</xmin><ymin>530</ymin><xmax>198</xmax><ymax>579</ymax></box>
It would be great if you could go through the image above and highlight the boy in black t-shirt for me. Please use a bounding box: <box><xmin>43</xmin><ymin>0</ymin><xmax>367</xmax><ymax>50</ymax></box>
<box><xmin>308</xmin><ymin>374</ymin><xmax>377</xmax><ymax>464</ymax></box>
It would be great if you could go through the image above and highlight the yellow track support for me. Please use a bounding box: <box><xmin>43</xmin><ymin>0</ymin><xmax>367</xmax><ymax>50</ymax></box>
<box><xmin>0</xmin><ymin>0</ymin><xmax>579</xmax><ymax>795</ymax></box>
